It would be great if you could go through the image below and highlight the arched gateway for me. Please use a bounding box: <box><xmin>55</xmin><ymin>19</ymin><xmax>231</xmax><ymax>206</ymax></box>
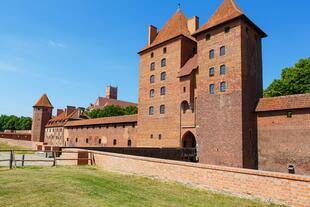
<box><xmin>182</xmin><ymin>131</ymin><xmax>196</xmax><ymax>148</ymax></box>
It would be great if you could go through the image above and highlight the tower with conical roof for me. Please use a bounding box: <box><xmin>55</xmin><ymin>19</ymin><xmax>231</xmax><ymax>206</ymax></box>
<box><xmin>193</xmin><ymin>0</ymin><xmax>267</xmax><ymax>168</ymax></box>
<box><xmin>31</xmin><ymin>94</ymin><xmax>53</xmax><ymax>142</ymax></box>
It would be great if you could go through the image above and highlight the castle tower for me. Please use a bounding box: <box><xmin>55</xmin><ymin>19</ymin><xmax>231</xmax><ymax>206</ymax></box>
<box><xmin>137</xmin><ymin>10</ymin><xmax>198</xmax><ymax>147</ymax></box>
<box><xmin>192</xmin><ymin>0</ymin><xmax>267</xmax><ymax>168</ymax></box>
<box><xmin>31</xmin><ymin>94</ymin><xmax>53</xmax><ymax>142</ymax></box>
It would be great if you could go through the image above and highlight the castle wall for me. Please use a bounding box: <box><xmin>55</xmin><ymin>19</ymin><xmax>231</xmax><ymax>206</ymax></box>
<box><xmin>257</xmin><ymin>108</ymin><xmax>310</xmax><ymax>176</ymax></box>
<box><xmin>64</xmin><ymin>122</ymin><xmax>137</xmax><ymax>147</ymax></box>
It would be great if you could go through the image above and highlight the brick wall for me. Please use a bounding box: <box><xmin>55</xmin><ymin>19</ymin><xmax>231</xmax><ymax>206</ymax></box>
<box><xmin>257</xmin><ymin>108</ymin><xmax>310</xmax><ymax>176</ymax></box>
<box><xmin>0</xmin><ymin>133</ymin><xmax>31</xmax><ymax>141</ymax></box>
<box><xmin>85</xmin><ymin>150</ymin><xmax>310</xmax><ymax>207</ymax></box>
<box><xmin>64</xmin><ymin>122</ymin><xmax>137</xmax><ymax>147</ymax></box>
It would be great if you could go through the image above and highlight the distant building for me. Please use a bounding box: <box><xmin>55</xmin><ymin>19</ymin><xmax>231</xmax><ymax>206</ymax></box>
<box><xmin>44</xmin><ymin>106</ymin><xmax>88</xmax><ymax>146</ymax></box>
<box><xmin>88</xmin><ymin>86</ymin><xmax>137</xmax><ymax>111</ymax></box>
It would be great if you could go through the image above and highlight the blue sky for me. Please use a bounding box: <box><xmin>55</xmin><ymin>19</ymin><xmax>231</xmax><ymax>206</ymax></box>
<box><xmin>0</xmin><ymin>0</ymin><xmax>309</xmax><ymax>117</ymax></box>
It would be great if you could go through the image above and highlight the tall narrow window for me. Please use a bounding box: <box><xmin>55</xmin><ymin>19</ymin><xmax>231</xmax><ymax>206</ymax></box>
<box><xmin>160</xmin><ymin>105</ymin><xmax>165</xmax><ymax>114</ymax></box>
<box><xmin>161</xmin><ymin>72</ymin><xmax>166</xmax><ymax>80</ymax></box>
<box><xmin>150</xmin><ymin>89</ymin><xmax>155</xmax><ymax>98</ymax></box>
<box><xmin>209</xmin><ymin>67</ymin><xmax>215</xmax><ymax>76</ymax></box>
<box><xmin>220</xmin><ymin>82</ymin><xmax>227</xmax><ymax>92</ymax></box>
<box><xmin>149</xmin><ymin>106</ymin><xmax>154</xmax><ymax>115</ymax></box>
<box><xmin>128</xmin><ymin>140</ymin><xmax>132</xmax><ymax>147</ymax></box>
<box><xmin>151</xmin><ymin>52</ymin><xmax>154</xmax><ymax>58</ymax></box>
<box><xmin>160</xmin><ymin>87</ymin><xmax>166</xmax><ymax>95</ymax></box>
<box><xmin>220</xmin><ymin>46</ymin><xmax>226</xmax><ymax>56</ymax></box>
<box><xmin>161</xmin><ymin>58</ymin><xmax>166</xmax><ymax>67</ymax></box>
<box><xmin>76</xmin><ymin>138</ymin><xmax>78</xmax><ymax>142</ymax></box>
<box><xmin>150</xmin><ymin>75</ymin><xmax>155</xmax><ymax>84</ymax></box>
<box><xmin>99</xmin><ymin>139</ymin><xmax>102</xmax><ymax>144</ymax></box>
<box><xmin>86</xmin><ymin>138</ymin><xmax>89</xmax><ymax>143</ymax></box>
<box><xmin>113</xmin><ymin>139</ymin><xmax>117</xmax><ymax>146</ymax></box>
<box><xmin>150</xmin><ymin>62</ymin><xmax>155</xmax><ymax>71</ymax></box>
<box><xmin>209</xmin><ymin>50</ymin><xmax>215</xmax><ymax>59</ymax></box>
<box><xmin>220</xmin><ymin>65</ymin><xmax>226</xmax><ymax>75</ymax></box>
<box><xmin>163</xmin><ymin>47</ymin><xmax>167</xmax><ymax>54</ymax></box>
<box><xmin>209</xmin><ymin>84</ymin><xmax>215</xmax><ymax>94</ymax></box>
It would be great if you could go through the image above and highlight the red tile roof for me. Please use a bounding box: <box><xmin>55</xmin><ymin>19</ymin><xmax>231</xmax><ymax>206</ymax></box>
<box><xmin>89</xmin><ymin>97</ymin><xmax>137</xmax><ymax>110</ymax></box>
<box><xmin>64</xmin><ymin>115</ymin><xmax>137</xmax><ymax>127</ymax></box>
<box><xmin>34</xmin><ymin>94</ymin><xmax>53</xmax><ymax>108</ymax></box>
<box><xmin>46</xmin><ymin>109</ymin><xmax>88</xmax><ymax>127</ymax></box>
<box><xmin>256</xmin><ymin>94</ymin><xmax>310</xmax><ymax>112</ymax></box>
<box><xmin>178</xmin><ymin>54</ymin><xmax>198</xmax><ymax>77</ymax></box>
<box><xmin>193</xmin><ymin>0</ymin><xmax>266</xmax><ymax>37</ymax></box>
<box><xmin>139</xmin><ymin>10</ymin><xmax>196</xmax><ymax>53</ymax></box>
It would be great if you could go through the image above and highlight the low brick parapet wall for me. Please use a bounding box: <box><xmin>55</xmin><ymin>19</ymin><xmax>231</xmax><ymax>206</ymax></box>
<box><xmin>78</xmin><ymin>150</ymin><xmax>310</xmax><ymax>207</ymax></box>
<box><xmin>0</xmin><ymin>133</ymin><xmax>31</xmax><ymax>141</ymax></box>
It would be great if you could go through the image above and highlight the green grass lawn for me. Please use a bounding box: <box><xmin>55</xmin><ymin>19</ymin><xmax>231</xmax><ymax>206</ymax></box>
<box><xmin>0</xmin><ymin>166</ymin><xmax>285</xmax><ymax>207</ymax></box>
<box><xmin>0</xmin><ymin>141</ymin><xmax>32</xmax><ymax>154</ymax></box>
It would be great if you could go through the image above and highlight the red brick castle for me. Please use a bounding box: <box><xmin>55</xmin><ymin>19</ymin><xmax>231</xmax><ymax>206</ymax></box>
<box><xmin>31</xmin><ymin>0</ymin><xmax>310</xmax><ymax>175</ymax></box>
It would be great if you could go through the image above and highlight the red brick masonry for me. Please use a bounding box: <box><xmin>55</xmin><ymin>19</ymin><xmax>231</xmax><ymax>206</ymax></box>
<box><xmin>0</xmin><ymin>133</ymin><xmax>31</xmax><ymax>141</ymax></box>
<box><xmin>77</xmin><ymin>150</ymin><xmax>310</xmax><ymax>207</ymax></box>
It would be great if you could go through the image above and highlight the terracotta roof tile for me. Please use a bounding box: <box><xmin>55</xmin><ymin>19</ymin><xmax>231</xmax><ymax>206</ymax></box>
<box><xmin>194</xmin><ymin>0</ymin><xmax>243</xmax><ymax>35</ymax></box>
<box><xmin>90</xmin><ymin>97</ymin><xmax>137</xmax><ymax>110</ymax></box>
<box><xmin>34</xmin><ymin>94</ymin><xmax>53</xmax><ymax>108</ymax></box>
<box><xmin>64</xmin><ymin>115</ymin><xmax>137</xmax><ymax>127</ymax></box>
<box><xmin>46</xmin><ymin>109</ymin><xmax>88</xmax><ymax>127</ymax></box>
<box><xmin>256</xmin><ymin>94</ymin><xmax>310</xmax><ymax>112</ymax></box>
<box><xmin>178</xmin><ymin>54</ymin><xmax>198</xmax><ymax>77</ymax></box>
<box><xmin>139</xmin><ymin>10</ymin><xmax>195</xmax><ymax>53</ymax></box>
<box><xmin>193</xmin><ymin>0</ymin><xmax>266</xmax><ymax>37</ymax></box>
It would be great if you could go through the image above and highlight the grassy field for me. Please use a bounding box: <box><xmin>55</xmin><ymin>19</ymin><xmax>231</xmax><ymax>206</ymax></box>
<box><xmin>0</xmin><ymin>166</ymin><xmax>285</xmax><ymax>207</ymax></box>
<box><xmin>0</xmin><ymin>141</ymin><xmax>32</xmax><ymax>154</ymax></box>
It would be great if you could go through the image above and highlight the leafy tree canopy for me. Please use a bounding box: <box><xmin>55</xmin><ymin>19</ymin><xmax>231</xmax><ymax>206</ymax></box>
<box><xmin>264</xmin><ymin>57</ymin><xmax>310</xmax><ymax>97</ymax></box>
<box><xmin>86</xmin><ymin>105</ymin><xmax>138</xmax><ymax>119</ymax></box>
<box><xmin>0</xmin><ymin>115</ymin><xmax>32</xmax><ymax>132</ymax></box>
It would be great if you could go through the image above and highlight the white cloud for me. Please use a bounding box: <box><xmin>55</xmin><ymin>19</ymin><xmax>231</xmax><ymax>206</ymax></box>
<box><xmin>48</xmin><ymin>40</ymin><xmax>66</xmax><ymax>49</ymax></box>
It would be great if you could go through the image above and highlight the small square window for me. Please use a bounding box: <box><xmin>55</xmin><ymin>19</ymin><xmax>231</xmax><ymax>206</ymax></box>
<box><xmin>220</xmin><ymin>82</ymin><xmax>227</xmax><ymax>92</ymax></box>
<box><xmin>209</xmin><ymin>67</ymin><xmax>215</xmax><ymax>76</ymax></box>
<box><xmin>220</xmin><ymin>46</ymin><xmax>226</xmax><ymax>56</ymax></box>
<box><xmin>209</xmin><ymin>84</ymin><xmax>215</xmax><ymax>94</ymax></box>
<box><xmin>287</xmin><ymin>111</ymin><xmax>293</xmax><ymax>118</ymax></box>
<box><xmin>206</xmin><ymin>34</ymin><xmax>211</xmax><ymax>41</ymax></box>
<box><xmin>163</xmin><ymin>47</ymin><xmax>167</xmax><ymax>54</ymax></box>
<box><xmin>220</xmin><ymin>65</ymin><xmax>226</xmax><ymax>75</ymax></box>
<box><xmin>224</xmin><ymin>26</ymin><xmax>230</xmax><ymax>33</ymax></box>
<box><xmin>209</xmin><ymin>50</ymin><xmax>214</xmax><ymax>59</ymax></box>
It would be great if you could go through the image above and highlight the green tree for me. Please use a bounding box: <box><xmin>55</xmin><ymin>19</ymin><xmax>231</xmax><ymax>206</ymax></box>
<box><xmin>86</xmin><ymin>105</ymin><xmax>138</xmax><ymax>119</ymax></box>
<box><xmin>264</xmin><ymin>57</ymin><xmax>310</xmax><ymax>97</ymax></box>
<box><xmin>0</xmin><ymin>115</ymin><xmax>32</xmax><ymax>131</ymax></box>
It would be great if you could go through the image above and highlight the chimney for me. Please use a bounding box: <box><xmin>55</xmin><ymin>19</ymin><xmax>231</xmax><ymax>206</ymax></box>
<box><xmin>187</xmin><ymin>16</ymin><xmax>199</xmax><ymax>34</ymax></box>
<box><xmin>106</xmin><ymin>85</ymin><xmax>118</xmax><ymax>100</ymax></box>
<box><xmin>148</xmin><ymin>25</ymin><xmax>157</xmax><ymax>45</ymax></box>
<box><xmin>56</xmin><ymin>109</ymin><xmax>64</xmax><ymax>116</ymax></box>
<box><xmin>77</xmin><ymin>107</ymin><xmax>85</xmax><ymax>117</ymax></box>
<box><xmin>65</xmin><ymin>106</ymin><xmax>76</xmax><ymax>116</ymax></box>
